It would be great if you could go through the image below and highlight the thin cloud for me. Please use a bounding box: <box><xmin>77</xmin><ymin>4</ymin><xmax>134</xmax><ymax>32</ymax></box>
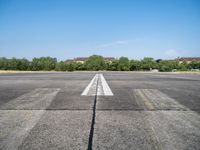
<box><xmin>100</xmin><ymin>40</ymin><xmax>129</xmax><ymax>48</ymax></box>
<box><xmin>165</xmin><ymin>49</ymin><xmax>178</xmax><ymax>58</ymax></box>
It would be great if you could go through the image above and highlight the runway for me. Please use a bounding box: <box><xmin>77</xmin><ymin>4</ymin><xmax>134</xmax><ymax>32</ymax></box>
<box><xmin>0</xmin><ymin>72</ymin><xmax>200</xmax><ymax>150</ymax></box>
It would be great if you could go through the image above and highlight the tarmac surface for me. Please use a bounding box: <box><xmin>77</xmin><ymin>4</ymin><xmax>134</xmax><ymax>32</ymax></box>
<box><xmin>0</xmin><ymin>72</ymin><xmax>200</xmax><ymax>150</ymax></box>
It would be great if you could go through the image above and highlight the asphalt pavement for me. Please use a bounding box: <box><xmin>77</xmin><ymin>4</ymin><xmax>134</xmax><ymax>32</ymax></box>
<box><xmin>0</xmin><ymin>72</ymin><xmax>200</xmax><ymax>150</ymax></box>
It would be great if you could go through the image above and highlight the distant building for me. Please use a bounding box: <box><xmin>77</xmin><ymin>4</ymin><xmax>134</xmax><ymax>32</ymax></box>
<box><xmin>175</xmin><ymin>57</ymin><xmax>200</xmax><ymax>63</ymax></box>
<box><xmin>74</xmin><ymin>57</ymin><xmax>88</xmax><ymax>63</ymax></box>
<box><xmin>103</xmin><ymin>57</ymin><xmax>116</xmax><ymax>63</ymax></box>
<box><xmin>65</xmin><ymin>59</ymin><xmax>74</xmax><ymax>63</ymax></box>
<box><xmin>65</xmin><ymin>57</ymin><xmax>115</xmax><ymax>64</ymax></box>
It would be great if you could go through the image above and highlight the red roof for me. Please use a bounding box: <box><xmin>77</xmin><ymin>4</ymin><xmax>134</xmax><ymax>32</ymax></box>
<box><xmin>74</xmin><ymin>57</ymin><xmax>115</xmax><ymax>61</ymax></box>
<box><xmin>176</xmin><ymin>57</ymin><xmax>200</xmax><ymax>61</ymax></box>
<box><xmin>74</xmin><ymin>57</ymin><xmax>88</xmax><ymax>61</ymax></box>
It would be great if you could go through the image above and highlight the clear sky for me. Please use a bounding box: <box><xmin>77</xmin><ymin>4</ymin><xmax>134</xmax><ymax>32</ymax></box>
<box><xmin>0</xmin><ymin>0</ymin><xmax>200</xmax><ymax>60</ymax></box>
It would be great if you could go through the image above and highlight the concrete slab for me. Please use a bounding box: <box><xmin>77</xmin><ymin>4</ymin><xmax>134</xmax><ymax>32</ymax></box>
<box><xmin>0</xmin><ymin>110</ymin><xmax>44</xmax><ymax>150</ymax></box>
<box><xmin>93</xmin><ymin>110</ymin><xmax>200</xmax><ymax>150</ymax></box>
<box><xmin>48</xmin><ymin>80</ymin><xmax>95</xmax><ymax>110</ymax></box>
<box><xmin>1</xmin><ymin>88</ymin><xmax>60</xmax><ymax>110</ymax></box>
<box><xmin>97</xmin><ymin>88</ymin><xmax>139</xmax><ymax>110</ymax></box>
<box><xmin>18</xmin><ymin>111</ymin><xmax>92</xmax><ymax>150</ymax></box>
<box><xmin>147</xmin><ymin>111</ymin><xmax>200</xmax><ymax>150</ymax></box>
<box><xmin>48</xmin><ymin>91</ymin><xmax>94</xmax><ymax>110</ymax></box>
<box><xmin>93</xmin><ymin>111</ymin><xmax>161</xmax><ymax>150</ymax></box>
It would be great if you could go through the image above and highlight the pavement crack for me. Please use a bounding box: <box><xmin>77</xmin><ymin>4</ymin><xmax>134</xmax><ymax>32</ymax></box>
<box><xmin>87</xmin><ymin>74</ymin><xmax>99</xmax><ymax>150</ymax></box>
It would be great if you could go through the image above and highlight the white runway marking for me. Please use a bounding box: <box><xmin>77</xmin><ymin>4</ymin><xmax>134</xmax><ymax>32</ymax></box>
<box><xmin>98</xmin><ymin>74</ymin><xmax>113</xmax><ymax>96</ymax></box>
<box><xmin>81</xmin><ymin>74</ymin><xmax>98</xmax><ymax>96</ymax></box>
<box><xmin>1</xmin><ymin>88</ymin><xmax>60</xmax><ymax>109</ymax></box>
<box><xmin>133</xmin><ymin>89</ymin><xmax>188</xmax><ymax>110</ymax></box>
<box><xmin>0</xmin><ymin>88</ymin><xmax>60</xmax><ymax>150</ymax></box>
<box><xmin>81</xmin><ymin>74</ymin><xmax>113</xmax><ymax>96</ymax></box>
<box><xmin>0</xmin><ymin>110</ymin><xmax>44</xmax><ymax>150</ymax></box>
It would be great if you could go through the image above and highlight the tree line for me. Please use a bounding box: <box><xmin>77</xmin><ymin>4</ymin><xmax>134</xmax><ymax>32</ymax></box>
<box><xmin>0</xmin><ymin>55</ymin><xmax>200</xmax><ymax>72</ymax></box>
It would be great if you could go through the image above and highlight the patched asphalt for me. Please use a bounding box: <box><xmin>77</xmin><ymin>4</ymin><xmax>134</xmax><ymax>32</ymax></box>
<box><xmin>0</xmin><ymin>72</ymin><xmax>200</xmax><ymax>150</ymax></box>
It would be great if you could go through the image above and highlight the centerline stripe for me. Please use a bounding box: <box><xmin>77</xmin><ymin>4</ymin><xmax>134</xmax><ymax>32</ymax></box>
<box><xmin>81</xmin><ymin>74</ymin><xmax>98</xmax><ymax>96</ymax></box>
<box><xmin>81</xmin><ymin>74</ymin><xmax>113</xmax><ymax>96</ymax></box>
<box><xmin>98</xmin><ymin>74</ymin><xmax>113</xmax><ymax>96</ymax></box>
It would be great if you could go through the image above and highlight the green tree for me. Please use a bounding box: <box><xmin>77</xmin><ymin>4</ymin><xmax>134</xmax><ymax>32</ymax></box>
<box><xmin>67</xmin><ymin>63</ymin><xmax>75</xmax><ymax>72</ymax></box>
<box><xmin>177</xmin><ymin>61</ymin><xmax>188</xmax><ymax>71</ymax></box>
<box><xmin>17</xmin><ymin>58</ymin><xmax>30</xmax><ymax>70</ymax></box>
<box><xmin>187</xmin><ymin>61</ymin><xmax>200</xmax><ymax>70</ymax></box>
<box><xmin>0</xmin><ymin>57</ymin><xmax>30</xmax><ymax>70</ymax></box>
<box><xmin>74</xmin><ymin>62</ymin><xmax>85</xmax><ymax>70</ymax></box>
<box><xmin>118</xmin><ymin>57</ymin><xmax>130</xmax><ymax>71</ymax></box>
<box><xmin>108</xmin><ymin>60</ymin><xmax>119</xmax><ymax>71</ymax></box>
<box><xmin>85</xmin><ymin>55</ymin><xmax>106</xmax><ymax>71</ymax></box>
<box><xmin>0</xmin><ymin>57</ymin><xmax>9</xmax><ymax>70</ymax></box>
<box><xmin>158</xmin><ymin>60</ymin><xmax>179</xmax><ymax>72</ymax></box>
<box><xmin>141</xmin><ymin>57</ymin><xmax>158</xmax><ymax>70</ymax></box>
<box><xmin>31</xmin><ymin>57</ymin><xmax>57</xmax><ymax>71</ymax></box>
<box><xmin>55</xmin><ymin>61</ymin><xmax>68</xmax><ymax>71</ymax></box>
<box><xmin>9</xmin><ymin>58</ymin><xmax>18</xmax><ymax>70</ymax></box>
<box><xmin>130</xmin><ymin>60</ymin><xmax>141</xmax><ymax>71</ymax></box>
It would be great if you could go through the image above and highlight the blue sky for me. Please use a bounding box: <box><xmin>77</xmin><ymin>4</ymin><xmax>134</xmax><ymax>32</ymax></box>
<box><xmin>0</xmin><ymin>0</ymin><xmax>200</xmax><ymax>60</ymax></box>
